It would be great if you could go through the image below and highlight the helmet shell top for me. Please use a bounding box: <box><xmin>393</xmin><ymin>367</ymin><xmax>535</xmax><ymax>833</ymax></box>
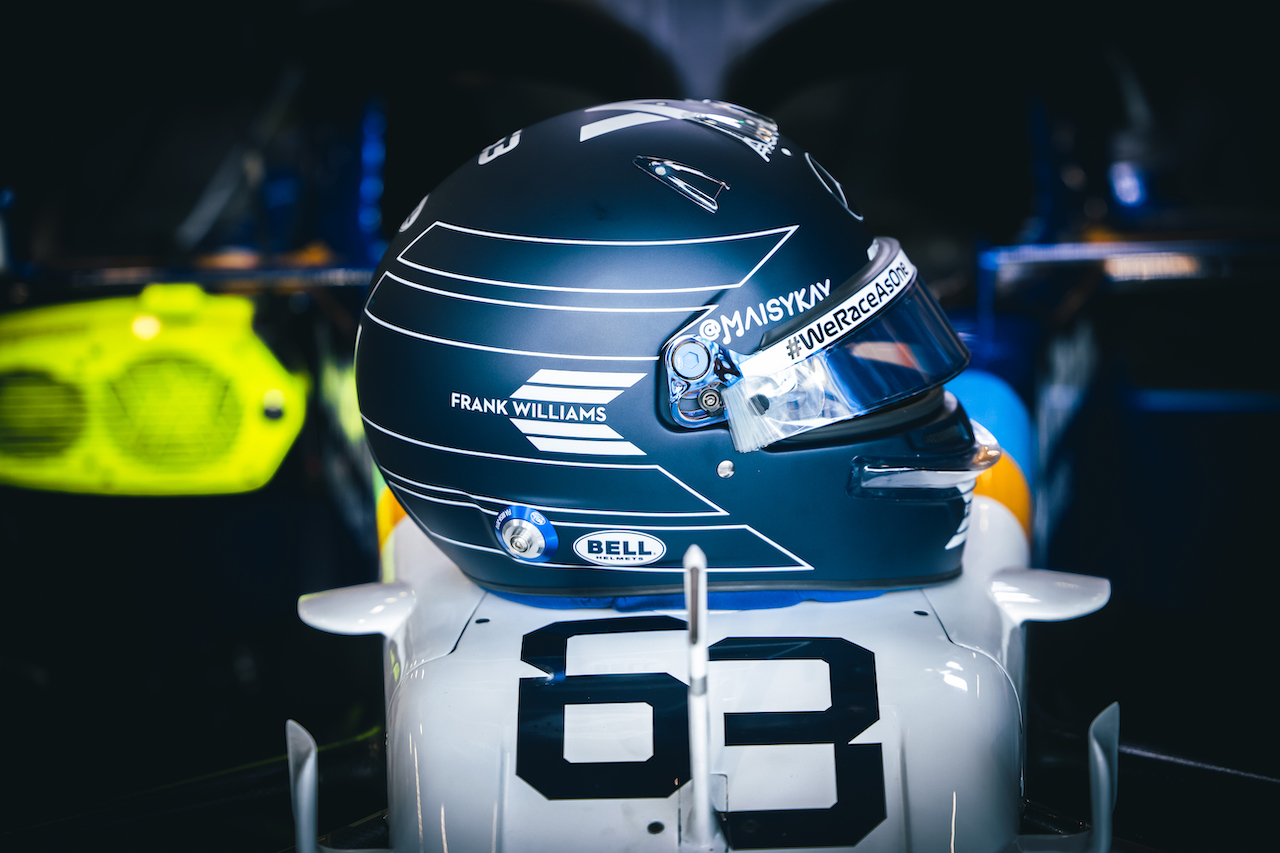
<box><xmin>356</xmin><ymin>100</ymin><xmax>977</xmax><ymax>596</ymax></box>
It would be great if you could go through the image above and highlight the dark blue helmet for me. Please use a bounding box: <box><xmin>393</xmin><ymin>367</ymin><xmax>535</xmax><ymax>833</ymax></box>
<box><xmin>355</xmin><ymin>99</ymin><xmax>995</xmax><ymax>597</ymax></box>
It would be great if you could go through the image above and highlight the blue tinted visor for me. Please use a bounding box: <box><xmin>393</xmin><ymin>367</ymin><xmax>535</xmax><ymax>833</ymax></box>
<box><xmin>722</xmin><ymin>239</ymin><xmax>969</xmax><ymax>451</ymax></box>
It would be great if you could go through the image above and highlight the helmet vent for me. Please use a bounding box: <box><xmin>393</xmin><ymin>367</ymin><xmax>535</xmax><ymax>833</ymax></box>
<box><xmin>634</xmin><ymin>156</ymin><xmax>729</xmax><ymax>213</ymax></box>
<box><xmin>0</xmin><ymin>371</ymin><xmax>87</xmax><ymax>458</ymax></box>
<box><xmin>806</xmin><ymin>152</ymin><xmax>863</xmax><ymax>220</ymax></box>
<box><xmin>916</xmin><ymin>418</ymin><xmax>974</xmax><ymax>450</ymax></box>
<box><xmin>103</xmin><ymin>356</ymin><xmax>242</xmax><ymax>468</ymax></box>
<box><xmin>922</xmin><ymin>424</ymin><xmax>962</xmax><ymax>444</ymax></box>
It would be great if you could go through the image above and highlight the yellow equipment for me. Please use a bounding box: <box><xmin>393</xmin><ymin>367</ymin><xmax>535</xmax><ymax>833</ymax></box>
<box><xmin>0</xmin><ymin>284</ymin><xmax>308</xmax><ymax>494</ymax></box>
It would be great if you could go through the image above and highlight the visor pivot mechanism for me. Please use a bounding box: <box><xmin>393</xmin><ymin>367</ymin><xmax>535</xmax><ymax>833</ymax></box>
<box><xmin>671</xmin><ymin>339</ymin><xmax>711</xmax><ymax>380</ymax></box>
<box><xmin>697</xmin><ymin>388</ymin><xmax>723</xmax><ymax>414</ymax></box>
<box><xmin>495</xmin><ymin>505</ymin><xmax>559</xmax><ymax>563</ymax></box>
<box><xmin>664</xmin><ymin>334</ymin><xmax>742</xmax><ymax>428</ymax></box>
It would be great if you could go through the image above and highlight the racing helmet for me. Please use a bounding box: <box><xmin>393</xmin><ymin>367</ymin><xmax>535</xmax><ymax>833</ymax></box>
<box><xmin>355</xmin><ymin>99</ymin><xmax>998</xmax><ymax>597</ymax></box>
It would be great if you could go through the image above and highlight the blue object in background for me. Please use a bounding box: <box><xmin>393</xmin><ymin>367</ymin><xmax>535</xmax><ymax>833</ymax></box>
<box><xmin>358</xmin><ymin>100</ymin><xmax>388</xmax><ymax>265</ymax></box>
<box><xmin>312</xmin><ymin>98</ymin><xmax>388</xmax><ymax>266</ymax></box>
<box><xmin>947</xmin><ymin>308</ymin><xmax>1042</xmax><ymax>406</ymax></box>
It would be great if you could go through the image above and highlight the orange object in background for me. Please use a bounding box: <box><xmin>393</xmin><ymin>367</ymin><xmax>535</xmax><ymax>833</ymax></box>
<box><xmin>974</xmin><ymin>452</ymin><xmax>1032</xmax><ymax>540</ymax></box>
<box><xmin>376</xmin><ymin>485</ymin><xmax>408</xmax><ymax>552</ymax></box>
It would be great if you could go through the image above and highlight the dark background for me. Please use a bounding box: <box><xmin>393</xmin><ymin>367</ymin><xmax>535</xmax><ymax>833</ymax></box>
<box><xmin>2</xmin><ymin>1</ymin><xmax>1277</xmax><ymax>850</ymax></box>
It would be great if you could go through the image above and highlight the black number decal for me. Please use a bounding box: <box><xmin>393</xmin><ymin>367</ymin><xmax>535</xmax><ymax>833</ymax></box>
<box><xmin>709</xmin><ymin>637</ymin><xmax>885</xmax><ymax>850</ymax></box>
<box><xmin>516</xmin><ymin>616</ymin><xmax>691</xmax><ymax>799</ymax></box>
<box><xmin>514</xmin><ymin>621</ymin><xmax>886</xmax><ymax>850</ymax></box>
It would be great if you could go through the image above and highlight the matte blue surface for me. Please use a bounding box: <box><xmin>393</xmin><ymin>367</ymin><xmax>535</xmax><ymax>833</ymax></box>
<box><xmin>491</xmin><ymin>588</ymin><xmax>886</xmax><ymax>612</ymax></box>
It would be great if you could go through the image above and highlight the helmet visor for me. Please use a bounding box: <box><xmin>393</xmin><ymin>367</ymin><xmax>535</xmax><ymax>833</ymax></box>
<box><xmin>723</xmin><ymin>241</ymin><xmax>968</xmax><ymax>451</ymax></box>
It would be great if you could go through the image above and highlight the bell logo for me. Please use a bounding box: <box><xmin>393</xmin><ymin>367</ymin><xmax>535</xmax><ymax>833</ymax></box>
<box><xmin>574</xmin><ymin>530</ymin><xmax>667</xmax><ymax>567</ymax></box>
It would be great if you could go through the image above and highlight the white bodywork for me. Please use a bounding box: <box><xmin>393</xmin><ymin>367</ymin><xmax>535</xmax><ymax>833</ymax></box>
<box><xmin>292</xmin><ymin>495</ymin><xmax>1113</xmax><ymax>852</ymax></box>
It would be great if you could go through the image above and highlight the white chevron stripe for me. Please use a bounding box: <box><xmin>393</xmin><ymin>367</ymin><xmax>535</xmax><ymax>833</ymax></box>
<box><xmin>393</xmin><ymin>222</ymin><xmax>799</xmax><ymax>294</ymax></box>
<box><xmin>512</xmin><ymin>385</ymin><xmax>625</xmax><ymax>404</ymax></box>
<box><xmin>378</xmin><ymin>463</ymin><xmax>728</xmax><ymax>517</ymax></box>
<box><xmin>362</xmin><ymin>308</ymin><xmax>657</xmax><ymax>361</ymax></box>
<box><xmin>381</xmin><ymin>269</ymin><xmax>704</xmax><ymax>313</ymax></box>
<box><xmin>579</xmin><ymin>112</ymin><xmax>668</xmax><ymax>141</ymax></box>
<box><xmin>527</xmin><ymin>369</ymin><xmax>645</xmax><ymax>387</ymax></box>
<box><xmin>526</xmin><ymin>436</ymin><xmax>645</xmax><ymax>456</ymax></box>
<box><xmin>510</xmin><ymin>419</ymin><xmax>623</xmax><ymax>439</ymax></box>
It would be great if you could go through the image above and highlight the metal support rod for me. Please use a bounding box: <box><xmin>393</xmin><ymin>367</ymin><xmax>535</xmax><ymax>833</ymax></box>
<box><xmin>285</xmin><ymin>720</ymin><xmax>319</xmax><ymax>853</ymax></box>
<box><xmin>683</xmin><ymin>544</ymin><xmax>714</xmax><ymax>850</ymax></box>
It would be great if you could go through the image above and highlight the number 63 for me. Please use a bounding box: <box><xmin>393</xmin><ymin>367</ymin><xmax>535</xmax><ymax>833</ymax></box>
<box><xmin>515</xmin><ymin>616</ymin><xmax>886</xmax><ymax>850</ymax></box>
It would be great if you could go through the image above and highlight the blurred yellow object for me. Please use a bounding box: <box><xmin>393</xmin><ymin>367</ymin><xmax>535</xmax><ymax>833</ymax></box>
<box><xmin>0</xmin><ymin>284</ymin><xmax>308</xmax><ymax>495</ymax></box>
<box><xmin>376</xmin><ymin>483</ymin><xmax>408</xmax><ymax>553</ymax></box>
<box><xmin>973</xmin><ymin>452</ymin><xmax>1032</xmax><ymax>540</ymax></box>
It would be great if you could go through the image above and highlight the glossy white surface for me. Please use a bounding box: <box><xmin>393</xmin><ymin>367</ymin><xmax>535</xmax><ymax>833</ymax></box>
<box><xmin>298</xmin><ymin>581</ymin><xmax>416</xmax><ymax>636</ymax></box>
<box><xmin>376</xmin><ymin>506</ymin><xmax>1024</xmax><ymax>852</ymax></box>
<box><xmin>296</xmin><ymin>496</ymin><xmax>1115</xmax><ymax>852</ymax></box>
<box><xmin>924</xmin><ymin>498</ymin><xmax>1110</xmax><ymax>715</ymax></box>
<box><xmin>563</xmin><ymin>703</ymin><xmax>654</xmax><ymax>763</ymax></box>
